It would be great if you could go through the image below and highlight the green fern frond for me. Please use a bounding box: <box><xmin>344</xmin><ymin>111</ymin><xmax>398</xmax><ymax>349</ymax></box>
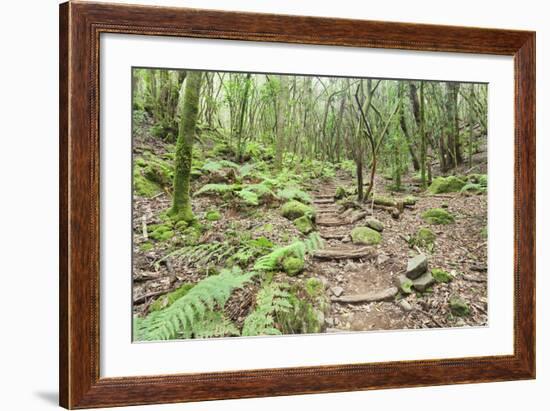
<box><xmin>277</xmin><ymin>186</ymin><xmax>312</xmax><ymax>204</ymax></box>
<box><xmin>202</xmin><ymin>159</ymin><xmax>240</xmax><ymax>172</ymax></box>
<box><xmin>253</xmin><ymin>233</ymin><xmax>323</xmax><ymax>272</ymax></box>
<box><xmin>155</xmin><ymin>241</ymin><xmax>237</xmax><ymax>269</ymax></box>
<box><xmin>242</xmin><ymin>283</ymin><xmax>292</xmax><ymax>336</ymax></box>
<box><xmin>134</xmin><ymin>267</ymin><xmax>255</xmax><ymax>341</ymax></box>
<box><xmin>237</xmin><ymin>189</ymin><xmax>259</xmax><ymax>206</ymax></box>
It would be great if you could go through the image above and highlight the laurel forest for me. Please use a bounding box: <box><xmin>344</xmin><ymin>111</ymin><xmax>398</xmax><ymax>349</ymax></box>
<box><xmin>132</xmin><ymin>69</ymin><xmax>488</xmax><ymax>341</ymax></box>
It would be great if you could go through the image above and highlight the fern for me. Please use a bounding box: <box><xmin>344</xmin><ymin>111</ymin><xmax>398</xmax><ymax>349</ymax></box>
<box><xmin>237</xmin><ymin>189</ymin><xmax>259</xmax><ymax>206</ymax></box>
<box><xmin>242</xmin><ymin>283</ymin><xmax>292</xmax><ymax>336</ymax></box>
<box><xmin>182</xmin><ymin>311</ymin><xmax>240</xmax><ymax>339</ymax></box>
<box><xmin>202</xmin><ymin>159</ymin><xmax>240</xmax><ymax>172</ymax></box>
<box><xmin>253</xmin><ymin>233</ymin><xmax>323</xmax><ymax>272</ymax></box>
<box><xmin>155</xmin><ymin>241</ymin><xmax>237</xmax><ymax>268</ymax></box>
<box><xmin>134</xmin><ymin>267</ymin><xmax>255</xmax><ymax>341</ymax></box>
<box><xmin>277</xmin><ymin>186</ymin><xmax>312</xmax><ymax>204</ymax></box>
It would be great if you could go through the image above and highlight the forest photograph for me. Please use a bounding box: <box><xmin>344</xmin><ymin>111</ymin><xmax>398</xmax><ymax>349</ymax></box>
<box><xmin>131</xmin><ymin>68</ymin><xmax>488</xmax><ymax>342</ymax></box>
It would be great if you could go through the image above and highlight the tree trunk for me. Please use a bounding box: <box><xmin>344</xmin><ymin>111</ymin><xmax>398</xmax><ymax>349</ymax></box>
<box><xmin>169</xmin><ymin>71</ymin><xmax>202</xmax><ymax>222</ymax></box>
<box><xmin>419</xmin><ymin>81</ymin><xmax>427</xmax><ymax>189</ymax></box>
<box><xmin>274</xmin><ymin>75</ymin><xmax>289</xmax><ymax>170</ymax></box>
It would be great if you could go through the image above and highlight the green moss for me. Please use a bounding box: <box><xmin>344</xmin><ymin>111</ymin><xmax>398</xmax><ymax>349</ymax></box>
<box><xmin>481</xmin><ymin>226</ymin><xmax>488</xmax><ymax>238</ymax></box>
<box><xmin>460</xmin><ymin>183</ymin><xmax>487</xmax><ymax>194</ymax></box>
<box><xmin>149</xmin><ymin>283</ymin><xmax>195</xmax><ymax>312</ymax></box>
<box><xmin>277</xmin><ymin>292</ymin><xmax>324</xmax><ymax>334</ymax></box>
<box><xmin>371</xmin><ymin>194</ymin><xmax>396</xmax><ymax>207</ymax></box>
<box><xmin>422</xmin><ymin>208</ymin><xmax>455</xmax><ymax>225</ymax></box>
<box><xmin>148</xmin><ymin>224</ymin><xmax>175</xmax><ymax>241</ymax></box>
<box><xmin>281</xmin><ymin>200</ymin><xmax>315</xmax><ymax>221</ymax></box>
<box><xmin>468</xmin><ymin>173</ymin><xmax>488</xmax><ymax>187</ymax></box>
<box><xmin>431</xmin><ymin>268</ymin><xmax>453</xmax><ymax>283</ymax></box>
<box><xmin>400</xmin><ymin>278</ymin><xmax>413</xmax><ymax>294</ymax></box>
<box><xmin>304</xmin><ymin>278</ymin><xmax>325</xmax><ymax>298</ymax></box>
<box><xmin>410</xmin><ymin>227</ymin><xmax>436</xmax><ymax>251</ymax></box>
<box><xmin>449</xmin><ymin>296</ymin><xmax>470</xmax><ymax>316</ymax></box>
<box><xmin>139</xmin><ymin>242</ymin><xmax>154</xmax><ymax>252</ymax></box>
<box><xmin>205</xmin><ymin>210</ymin><xmax>221</xmax><ymax>221</ymax></box>
<box><xmin>428</xmin><ymin>176</ymin><xmax>467</xmax><ymax>194</ymax></box>
<box><xmin>282</xmin><ymin>256</ymin><xmax>304</xmax><ymax>276</ymax></box>
<box><xmin>350</xmin><ymin>226</ymin><xmax>382</xmax><ymax>245</ymax></box>
<box><xmin>174</xmin><ymin>220</ymin><xmax>189</xmax><ymax>231</ymax></box>
<box><xmin>403</xmin><ymin>195</ymin><xmax>418</xmax><ymax>206</ymax></box>
<box><xmin>134</xmin><ymin>169</ymin><xmax>161</xmax><ymax>198</ymax></box>
<box><xmin>293</xmin><ymin>216</ymin><xmax>314</xmax><ymax>234</ymax></box>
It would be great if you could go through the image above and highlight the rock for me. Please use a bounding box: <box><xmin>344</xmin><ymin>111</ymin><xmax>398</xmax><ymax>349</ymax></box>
<box><xmin>428</xmin><ymin>176</ymin><xmax>467</xmax><ymax>194</ymax></box>
<box><xmin>342</xmin><ymin>235</ymin><xmax>351</xmax><ymax>243</ymax></box>
<box><xmin>350</xmin><ymin>226</ymin><xmax>382</xmax><ymax>245</ymax></box>
<box><xmin>422</xmin><ymin>208</ymin><xmax>455</xmax><ymax>225</ymax></box>
<box><xmin>282</xmin><ymin>256</ymin><xmax>304</xmax><ymax>276</ymax></box>
<box><xmin>293</xmin><ymin>215</ymin><xmax>314</xmax><ymax>234</ymax></box>
<box><xmin>449</xmin><ymin>296</ymin><xmax>470</xmax><ymax>316</ymax></box>
<box><xmin>431</xmin><ymin>268</ymin><xmax>453</xmax><ymax>283</ymax></box>
<box><xmin>281</xmin><ymin>200</ymin><xmax>315</xmax><ymax>221</ymax></box>
<box><xmin>325</xmin><ymin>317</ymin><xmax>335</xmax><ymax>327</ymax></box>
<box><xmin>332</xmin><ymin>287</ymin><xmax>398</xmax><ymax>303</ymax></box>
<box><xmin>330</xmin><ymin>286</ymin><xmax>344</xmax><ymax>297</ymax></box>
<box><xmin>398</xmin><ymin>299</ymin><xmax>413</xmax><ymax>311</ymax></box>
<box><xmin>406</xmin><ymin>254</ymin><xmax>428</xmax><ymax>279</ymax></box>
<box><xmin>365</xmin><ymin>218</ymin><xmax>384</xmax><ymax>232</ymax></box>
<box><xmin>411</xmin><ymin>271</ymin><xmax>435</xmax><ymax>292</ymax></box>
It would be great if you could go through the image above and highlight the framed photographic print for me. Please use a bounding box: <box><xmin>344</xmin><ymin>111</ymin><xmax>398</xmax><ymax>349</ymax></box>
<box><xmin>59</xmin><ymin>1</ymin><xmax>535</xmax><ymax>409</ymax></box>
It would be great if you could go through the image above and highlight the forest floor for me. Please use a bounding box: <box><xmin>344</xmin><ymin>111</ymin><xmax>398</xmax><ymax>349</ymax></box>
<box><xmin>132</xmin><ymin>120</ymin><xmax>488</xmax><ymax>337</ymax></box>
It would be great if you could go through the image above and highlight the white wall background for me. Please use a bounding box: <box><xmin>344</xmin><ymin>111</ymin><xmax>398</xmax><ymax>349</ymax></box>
<box><xmin>0</xmin><ymin>0</ymin><xmax>547</xmax><ymax>410</ymax></box>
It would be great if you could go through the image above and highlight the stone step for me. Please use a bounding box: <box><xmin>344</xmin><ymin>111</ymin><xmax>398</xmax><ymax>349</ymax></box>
<box><xmin>331</xmin><ymin>287</ymin><xmax>398</xmax><ymax>303</ymax></box>
<box><xmin>313</xmin><ymin>199</ymin><xmax>335</xmax><ymax>205</ymax></box>
<box><xmin>313</xmin><ymin>246</ymin><xmax>375</xmax><ymax>260</ymax></box>
<box><xmin>317</xmin><ymin>219</ymin><xmax>350</xmax><ymax>227</ymax></box>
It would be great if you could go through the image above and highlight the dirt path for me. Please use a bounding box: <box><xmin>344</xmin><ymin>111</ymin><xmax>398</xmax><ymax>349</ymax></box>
<box><xmin>309</xmin><ymin>177</ymin><xmax>406</xmax><ymax>332</ymax></box>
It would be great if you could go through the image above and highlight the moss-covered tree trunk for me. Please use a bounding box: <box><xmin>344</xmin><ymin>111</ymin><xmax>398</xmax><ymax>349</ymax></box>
<box><xmin>275</xmin><ymin>75</ymin><xmax>289</xmax><ymax>170</ymax></box>
<box><xmin>419</xmin><ymin>81</ymin><xmax>427</xmax><ymax>189</ymax></box>
<box><xmin>169</xmin><ymin>71</ymin><xmax>202</xmax><ymax>222</ymax></box>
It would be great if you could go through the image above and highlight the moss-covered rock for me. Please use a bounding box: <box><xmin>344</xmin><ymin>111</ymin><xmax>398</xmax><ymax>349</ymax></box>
<box><xmin>139</xmin><ymin>242</ymin><xmax>154</xmax><ymax>252</ymax></box>
<box><xmin>281</xmin><ymin>200</ymin><xmax>315</xmax><ymax>221</ymax></box>
<box><xmin>410</xmin><ymin>227</ymin><xmax>436</xmax><ymax>251</ymax></box>
<box><xmin>428</xmin><ymin>176</ymin><xmax>467</xmax><ymax>194</ymax></box>
<box><xmin>304</xmin><ymin>277</ymin><xmax>325</xmax><ymax>298</ymax></box>
<box><xmin>149</xmin><ymin>283</ymin><xmax>194</xmax><ymax>312</ymax></box>
<box><xmin>334</xmin><ymin>186</ymin><xmax>348</xmax><ymax>200</ymax></box>
<box><xmin>282</xmin><ymin>256</ymin><xmax>305</xmax><ymax>276</ymax></box>
<box><xmin>293</xmin><ymin>215</ymin><xmax>314</xmax><ymax>234</ymax></box>
<box><xmin>431</xmin><ymin>268</ymin><xmax>453</xmax><ymax>283</ymax></box>
<box><xmin>134</xmin><ymin>169</ymin><xmax>161</xmax><ymax>198</ymax></box>
<box><xmin>365</xmin><ymin>218</ymin><xmax>384</xmax><ymax>232</ymax></box>
<box><xmin>460</xmin><ymin>183</ymin><xmax>487</xmax><ymax>195</ymax></box>
<box><xmin>205</xmin><ymin>210</ymin><xmax>221</xmax><ymax>221</ymax></box>
<box><xmin>350</xmin><ymin>226</ymin><xmax>382</xmax><ymax>245</ymax></box>
<box><xmin>468</xmin><ymin>173</ymin><xmax>488</xmax><ymax>187</ymax></box>
<box><xmin>148</xmin><ymin>224</ymin><xmax>175</xmax><ymax>241</ymax></box>
<box><xmin>371</xmin><ymin>194</ymin><xmax>396</xmax><ymax>207</ymax></box>
<box><xmin>277</xmin><ymin>284</ymin><xmax>328</xmax><ymax>334</ymax></box>
<box><xmin>403</xmin><ymin>195</ymin><xmax>418</xmax><ymax>206</ymax></box>
<box><xmin>449</xmin><ymin>296</ymin><xmax>470</xmax><ymax>316</ymax></box>
<box><xmin>398</xmin><ymin>275</ymin><xmax>413</xmax><ymax>294</ymax></box>
<box><xmin>422</xmin><ymin>208</ymin><xmax>455</xmax><ymax>225</ymax></box>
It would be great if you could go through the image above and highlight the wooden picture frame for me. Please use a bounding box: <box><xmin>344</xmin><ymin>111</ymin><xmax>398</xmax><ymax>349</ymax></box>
<box><xmin>59</xmin><ymin>1</ymin><xmax>535</xmax><ymax>408</ymax></box>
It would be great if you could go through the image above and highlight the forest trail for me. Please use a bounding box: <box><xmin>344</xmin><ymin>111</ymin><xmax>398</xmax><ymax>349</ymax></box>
<box><xmin>309</xmin><ymin>176</ymin><xmax>405</xmax><ymax>332</ymax></box>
